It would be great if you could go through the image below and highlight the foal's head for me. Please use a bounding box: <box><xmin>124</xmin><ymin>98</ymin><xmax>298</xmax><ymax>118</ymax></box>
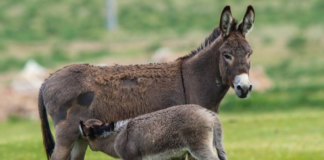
<box><xmin>79</xmin><ymin>119</ymin><xmax>115</xmax><ymax>140</ymax></box>
<box><xmin>218</xmin><ymin>5</ymin><xmax>255</xmax><ymax>98</ymax></box>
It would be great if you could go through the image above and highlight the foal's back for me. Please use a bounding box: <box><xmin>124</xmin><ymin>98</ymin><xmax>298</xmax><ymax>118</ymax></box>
<box><xmin>115</xmin><ymin>105</ymin><xmax>221</xmax><ymax>159</ymax></box>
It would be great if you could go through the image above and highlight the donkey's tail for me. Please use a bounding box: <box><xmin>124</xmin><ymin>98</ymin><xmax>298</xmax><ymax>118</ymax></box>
<box><xmin>213</xmin><ymin>116</ymin><xmax>227</xmax><ymax>160</ymax></box>
<box><xmin>38</xmin><ymin>87</ymin><xmax>55</xmax><ymax>160</ymax></box>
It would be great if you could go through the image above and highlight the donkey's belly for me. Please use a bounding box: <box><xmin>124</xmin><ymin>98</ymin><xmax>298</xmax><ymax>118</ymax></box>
<box><xmin>142</xmin><ymin>148</ymin><xmax>187</xmax><ymax>160</ymax></box>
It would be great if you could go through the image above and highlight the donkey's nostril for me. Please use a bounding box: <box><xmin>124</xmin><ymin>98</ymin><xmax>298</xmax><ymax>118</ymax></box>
<box><xmin>249</xmin><ymin>85</ymin><xmax>253</xmax><ymax>92</ymax></box>
<box><xmin>237</xmin><ymin>85</ymin><xmax>242</xmax><ymax>91</ymax></box>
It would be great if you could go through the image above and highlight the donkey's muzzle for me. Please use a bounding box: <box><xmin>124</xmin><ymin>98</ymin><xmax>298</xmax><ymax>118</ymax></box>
<box><xmin>234</xmin><ymin>74</ymin><xmax>252</xmax><ymax>98</ymax></box>
<box><xmin>236</xmin><ymin>84</ymin><xmax>252</xmax><ymax>98</ymax></box>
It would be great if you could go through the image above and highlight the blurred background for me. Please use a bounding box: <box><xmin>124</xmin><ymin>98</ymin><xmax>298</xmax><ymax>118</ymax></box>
<box><xmin>0</xmin><ymin>0</ymin><xmax>323</xmax><ymax>159</ymax></box>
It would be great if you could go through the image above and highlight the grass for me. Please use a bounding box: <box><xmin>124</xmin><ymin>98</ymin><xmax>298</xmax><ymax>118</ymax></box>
<box><xmin>0</xmin><ymin>47</ymin><xmax>111</xmax><ymax>72</ymax></box>
<box><xmin>0</xmin><ymin>108</ymin><xmax>323</xmax><ymax>160</ymax></box>
<box><xmin>223</xmin><ymin>108</ymin><xmax>324</xmax><ymax>160</ymax></box>
<box><xmin>1</xmin><ymin>1</ymin><xmax>324</xmax><ymax>159</ymax></box>
<box><xmin>1</xmin><ymin>0</ymin><xmax>324</xmax><ymax>41</ymax></box>
<box><xmin>1</xmin><ymin>0</ymin><xmax>323</xmax><ymax>73</ymax></box>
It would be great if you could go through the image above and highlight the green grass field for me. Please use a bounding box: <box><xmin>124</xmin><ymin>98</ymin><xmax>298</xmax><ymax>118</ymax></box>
<box><xmin>0</xmin><ymin>108</ymin><xmax>323</xmax><ymax>160</ymax></box>
<box><xmin>1</xmin><ymin>0</ymin><xmax>324</xmax><ymax>72</ymax></box>
<box><xmin>1</xmin><ymin>0</ymin><xmax>324</xmax><ymax>159</ymax></box>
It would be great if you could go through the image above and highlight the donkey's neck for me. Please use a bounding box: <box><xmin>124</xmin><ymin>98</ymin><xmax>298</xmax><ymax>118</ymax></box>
<box><xmin>182</xmin><ymin>38</ymin><xmax>230</xmax><ymax>112</ymax></box>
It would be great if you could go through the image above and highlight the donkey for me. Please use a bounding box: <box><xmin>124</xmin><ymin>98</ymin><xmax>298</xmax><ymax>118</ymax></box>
<box><xmin>38</xmin><ymin>5</ymin><xmax>255</xmax><ymax>160</ymax></box>
<box><xmin>79</xmin><ymin>105</ymin><xmax>227</xmax><ymax>160</ymax></box>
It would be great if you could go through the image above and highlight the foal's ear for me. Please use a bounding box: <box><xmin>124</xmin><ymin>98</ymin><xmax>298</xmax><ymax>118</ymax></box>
<box><xmin>238</xmin><ymin>5</ymin><xmax>255</xmax><ymax>36</ymax></box>
<box><xmin>219</xmin><ymin>5</ymin><xmax>234</xmax><ymax>37</ymax></box>
<box><xmin>79</xmin><ymin>121</ymin><xmax>87</xmax><ymax>137</ymax></box>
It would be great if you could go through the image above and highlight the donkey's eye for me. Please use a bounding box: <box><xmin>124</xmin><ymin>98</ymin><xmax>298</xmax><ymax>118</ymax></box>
<box><xmin>223</xmin><ymin>53</ymin><xmax>232</xmax><ymax>61</ymax></box>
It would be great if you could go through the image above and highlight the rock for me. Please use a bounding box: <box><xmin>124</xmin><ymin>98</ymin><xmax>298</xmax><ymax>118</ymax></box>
<box><xmin>11</xmin><ymin>60</ymin><xmax>47</xmax><ymax>94</ymax></box>
<box><xmin>249</xmin><ymin>66</ymin><xmax>273</xmax><ymax>92</ymax></box>
<box><xmin>0</xmin><ymin>60</ymin><xmax>48</xmax><ymax>121</ymax></box>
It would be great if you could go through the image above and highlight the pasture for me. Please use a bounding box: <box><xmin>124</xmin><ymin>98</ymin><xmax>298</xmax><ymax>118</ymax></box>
<box><xmin>0</xmin><ymin>0</ymin><xmax>324</xmax><ymax>159</ymax></box>
<box><xmin>0</xmin><ymin>109</ymin><xmax>324</xmax><ymax>160</ymax></box>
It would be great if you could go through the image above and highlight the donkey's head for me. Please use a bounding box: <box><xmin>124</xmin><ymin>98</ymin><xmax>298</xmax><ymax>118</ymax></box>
<box><xmin>79</xmin><ymin>119</ymin><xmax>115</xmax><ymax>140</ymax></box>
<box><xmin>218</xmin><ymin>5</ymin><xmax>255</xmax><ymax>98</ymax></box>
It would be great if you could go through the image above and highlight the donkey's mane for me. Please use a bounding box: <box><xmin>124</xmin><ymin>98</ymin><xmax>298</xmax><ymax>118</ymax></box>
<box><xmin>177</xmin><ymin>19</ymin><xmax>237</xmax><ymax>61</ymax></box>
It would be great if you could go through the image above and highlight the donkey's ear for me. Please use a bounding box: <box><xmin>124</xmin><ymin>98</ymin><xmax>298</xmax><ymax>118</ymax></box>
<box><xmin>219</xmin><ymin>5</ymin><xmax>234</xmax><ymax>37</ymax></box>
<box><xmin>238</xmin><ymin>5</ymin><xmax>255</xmax><ymax>36</ymax></box>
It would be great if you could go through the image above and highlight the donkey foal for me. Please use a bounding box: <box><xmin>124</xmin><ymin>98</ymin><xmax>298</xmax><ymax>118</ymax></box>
<box><xmin>79</xmin><ymin>105</ymin><xmax>226</xmax><ymax>160</ymax></box>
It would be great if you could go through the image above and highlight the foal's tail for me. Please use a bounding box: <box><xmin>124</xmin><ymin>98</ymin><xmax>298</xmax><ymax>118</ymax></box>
<box><xmin>213</xmin><ymin>116</ymin><xmax>227</xmax><ymax>160</ymax></box>
<box><xmin>38</xmin><ymin>86</ymin><xmax>55</xmax><ymax>160</ymax></box>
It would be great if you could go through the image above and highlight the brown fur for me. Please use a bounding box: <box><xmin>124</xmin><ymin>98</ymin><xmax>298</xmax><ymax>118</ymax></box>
<box><xmin>42</xmin><ymin>62</ymin><xmax>183</xmax><ymax>122</ymax></box>
<box><xmin>80</xmin><ymin>105</ymin><xmax>226</xmax><ymax>160</ymax></box>
<box><xmin>38</xmin><ymin>5</ymin><xmax>255</xmax><ymax>160</ymax></box>
<box><xmin>177</xmin><ymin>27</ymin><xmax>222</xmax><ymax>61</ymax></box>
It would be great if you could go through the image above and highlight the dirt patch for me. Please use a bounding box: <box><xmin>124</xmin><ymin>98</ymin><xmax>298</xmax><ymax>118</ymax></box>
<box><xmin>0</xmin><ymin>87</ymin><xmax>39</xmax><ymax>121</ymax></box>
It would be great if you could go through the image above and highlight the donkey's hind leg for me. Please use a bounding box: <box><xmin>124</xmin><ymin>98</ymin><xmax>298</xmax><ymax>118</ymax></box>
<box><xmin>51</xmin><ymin>103</ymin><xmax>89</xmax><ymax>160</ymax></box>
<box><xmin>51</xmin><ymin>121</ymin><xmax>77</xmax><ymax>160</ymax></box>
<box><xmin>70</xmin><ymin>136</ymin><xmax>88</xmax><ymax>160</ymax></box>
<box><xmin>52</xmin><ymin>121</ymin><xmax>87</xmax><ymax>160</ymax></box>
<box><xmin>173</xmin><ymin>156</ymin><xmax>187</xmax><ymax>160</ymax></box>
<box><xmin>187</xmin><ymin>154</ymin><xmax>197</xmax><ymax>160</ymax></box>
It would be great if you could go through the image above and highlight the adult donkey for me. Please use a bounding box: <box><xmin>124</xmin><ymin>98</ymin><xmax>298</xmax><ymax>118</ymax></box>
<box><xmin>39</xmin><ymin>5</ymin><xmax>255</xmax><ymax>160</ymax></box>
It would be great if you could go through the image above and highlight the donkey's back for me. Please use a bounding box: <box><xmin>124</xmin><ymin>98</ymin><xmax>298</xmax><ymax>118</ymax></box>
<box><xmin>42</xmin><ymin>62</ymin><xmax>184</xmax><ymax>118</ymax></box>
<box><xmin>39</xmin><ymin>62</ymin><xmax>186</xmax><ymax>159</ymax></box>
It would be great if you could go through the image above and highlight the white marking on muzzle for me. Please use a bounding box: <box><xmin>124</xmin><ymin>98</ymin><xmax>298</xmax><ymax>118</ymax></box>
<box><xmin>233</xmin><ymin>73</ymin><xmax>252</xmax><ymax>98</ymax></box>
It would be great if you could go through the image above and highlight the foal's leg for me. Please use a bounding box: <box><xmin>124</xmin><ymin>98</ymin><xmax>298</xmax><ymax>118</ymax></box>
<box><xmin>187</xmin><ymin>136</ymin><xmax>218</xmax><ymax>160</ymax></box>
<box><xmin>122</xmin><ymin>157</ymin><xmax>141</xmax><ymax>160</ymax></box>
<box><xmin>189</xmin><ymin>146</ymin><xmax>219</xmax><ymax>160</ymax></box>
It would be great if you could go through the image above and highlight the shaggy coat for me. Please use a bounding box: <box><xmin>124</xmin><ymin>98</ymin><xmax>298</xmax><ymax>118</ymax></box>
<box><xmin>80</xmin><ymin>105</ymin><xmax>227</xmax><ymax>160</ymax></box>
<box><xmin>38</xmin><ymin>5</ymin><xmax>255</xmax><ymax>160</ymax></box>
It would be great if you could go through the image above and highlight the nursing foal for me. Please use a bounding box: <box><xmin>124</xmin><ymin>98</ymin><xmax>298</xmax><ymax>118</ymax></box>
<box><xmin>79</xmin><ymin>105</ymin><xmax>226</xmax><ymax>160</ymax></box>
